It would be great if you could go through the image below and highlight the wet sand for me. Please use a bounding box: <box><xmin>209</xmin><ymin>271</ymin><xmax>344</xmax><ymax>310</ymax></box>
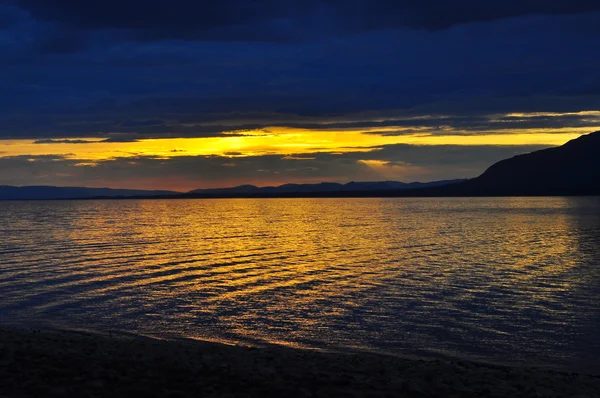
<box><xmin>1</xmin><ymin>326</ymin><xmax>599</xmax><ymax>398</ymax></box>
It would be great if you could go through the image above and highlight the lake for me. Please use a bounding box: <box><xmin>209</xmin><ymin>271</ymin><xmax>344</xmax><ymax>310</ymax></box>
<box><xmin>1</xmin><ymin>197</ymin><xmax>599</xmax><ymax>372</ymax></box>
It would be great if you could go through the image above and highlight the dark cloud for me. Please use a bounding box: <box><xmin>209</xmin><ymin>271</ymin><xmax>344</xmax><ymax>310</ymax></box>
<box><xmin>100</xmin><ymin>135</ymin><xmax>142</xmax><ymax>143</ymax></box>
<box><xmin>11</xmin><ymin>0</ymin><xmax>600</xmax><ymax>43</ymax></box>
<box><xmin>0</xmin><ymin>4</ymin><xmax>23</xmax><ymax>28</ymax></box>
<box><xmin>33</xmin><ymin>138</ymin><xmax>98</xmax><ymax>144</ymax></box>
<box><xmin>5</xmin><ymin>107</ymin><xmax>600</xmax><ymax>141</ymax></box>
<box><xmin>1</xmin><ymin>4</ymin><xmax>599</xmax><ymax>139</ymax></box>
<box><xmin>119</xmin><ymin>119</ymin><xmax>165</xmax><ymax>127</ymax></box>
<box><xmin>16</xmin><ymin>1</ymin><xmax>276</xmax><ymax>29</ymax></box>
<box><xmin>1</xmin><ymin>1</ymin><xmax>599</xmax><ymax>189</ymax></box>
<box><xmin>361</xmin><ymin>114</ymin><xmax>600</xmax><ymax>136</ymax></box>
<box><xmin>388</xmin><ymin>1</ymin><xmax>600</xmax><ymax>30</ymax></box>
<box><xmin>32</xmin><ymin>27</ymin><xmax>87</xmax><ymax>53</ymax></box>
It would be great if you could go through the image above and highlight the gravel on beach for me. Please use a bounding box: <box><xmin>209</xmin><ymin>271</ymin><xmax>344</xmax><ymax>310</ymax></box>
<box><xmin>1</xmin><ymin>326</ymin><xmax>599</xmax><ymax>398</ymax></box>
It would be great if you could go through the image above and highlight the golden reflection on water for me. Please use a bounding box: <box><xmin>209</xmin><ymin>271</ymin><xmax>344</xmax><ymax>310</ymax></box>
<box><xmin>1</xmin><ymin>197</ymin><xmax>599</xmax><ymax>371</ymax></box>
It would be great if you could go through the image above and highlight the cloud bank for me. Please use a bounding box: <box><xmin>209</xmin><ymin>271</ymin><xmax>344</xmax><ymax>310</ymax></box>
<box><xmin>1</xmin><ymin>1</ymin><xmax>598</xmax><ymax>188</ymax></box>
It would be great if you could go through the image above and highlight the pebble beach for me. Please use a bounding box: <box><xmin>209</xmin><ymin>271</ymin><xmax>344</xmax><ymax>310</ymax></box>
<box><xmin>1</xmin><ymin>326</ymin><xmax>599</xmax><ymax>398</ymax></box>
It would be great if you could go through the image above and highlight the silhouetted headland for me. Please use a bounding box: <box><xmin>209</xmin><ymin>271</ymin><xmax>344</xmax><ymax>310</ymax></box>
<box><xmin>417</xmin><ymin>130</ymin><xmax>600</xmax><ymax>197</ymax></box>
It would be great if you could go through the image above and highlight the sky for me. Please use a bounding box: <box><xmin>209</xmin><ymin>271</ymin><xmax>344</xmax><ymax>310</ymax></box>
<box><xmin>1</xmin><ymin>1</ymin><xmax>599</xmax><ymax>191</ymax></box>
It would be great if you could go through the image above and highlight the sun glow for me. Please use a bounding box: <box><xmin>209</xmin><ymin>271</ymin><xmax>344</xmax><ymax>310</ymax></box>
<box><xmin>0</xmin><ymin>126</ymin><xmax>587</xmax><ymax>162</ymax></box>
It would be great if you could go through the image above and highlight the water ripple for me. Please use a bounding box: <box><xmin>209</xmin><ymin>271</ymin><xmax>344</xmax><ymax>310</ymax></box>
<box><xmin>1</xmin><ymin>197</ymin><xmax>600</xmax><ymax>373</ymax></box>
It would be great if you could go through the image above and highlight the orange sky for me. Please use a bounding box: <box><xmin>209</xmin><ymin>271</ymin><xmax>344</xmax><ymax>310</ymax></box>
<box><xmin>1</xmin><ymin>110</ymin><xmax>597</xmax><ymax>190</ymax></box>
<box><xmin>0</xmin><ymin>126</ymin><xmax>587</xmax><ymax>163</ymax></box>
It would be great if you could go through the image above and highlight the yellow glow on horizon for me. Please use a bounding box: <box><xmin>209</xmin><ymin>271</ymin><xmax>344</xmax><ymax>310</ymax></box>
<box><xmin>0</xmin><ymin>126</ymin><xmax>591</xmax><ymax>162</ymax></box>
<box><xmin>504</xmin><ymin>111</ymin><xmax>600</xmax><ymax>118</ymax></box>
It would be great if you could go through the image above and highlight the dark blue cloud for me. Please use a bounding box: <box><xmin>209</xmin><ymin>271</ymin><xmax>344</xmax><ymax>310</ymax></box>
<box><xmin>0</xmin><ymin>1</ymin><xmax>598</xmax><ymax>140</ymax></box>
<box><xmin>12</xmin><ymin>0</ymin><xmax>600</xmax><ymax>40</ymax></box>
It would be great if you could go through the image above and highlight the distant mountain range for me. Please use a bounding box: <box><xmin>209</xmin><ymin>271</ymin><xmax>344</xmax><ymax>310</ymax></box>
<box><xmin>187</xmin><ymin>180</ymin><xmax>465</xmax><ymax>196</ymax></box>
<box><xmin>0</xmin><ymin>180</ymin><xmax>463</xmax><ymax>200</ymax></box>
<box><xmin>1</xmin><ymin>130</ymin><xmax>599</xmax><ymax>200</ymax></box>
<box><xmin>0</xmin><ymin>186</ymin><xmax>177</xmax><ymax>200</ymax></box>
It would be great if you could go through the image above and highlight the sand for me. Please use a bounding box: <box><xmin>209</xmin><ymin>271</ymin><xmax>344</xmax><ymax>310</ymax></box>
<box><xmin>0</xmin><ymin>326</ymin><xmax>599</xmax><ymax>398</ymax></box>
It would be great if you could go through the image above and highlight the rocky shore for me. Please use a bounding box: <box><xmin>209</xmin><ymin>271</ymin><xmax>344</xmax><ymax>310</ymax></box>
<box><xmin>0</xmin><ymin>326</ymin><xmax>599</xmax><ymax>398</ymax></box>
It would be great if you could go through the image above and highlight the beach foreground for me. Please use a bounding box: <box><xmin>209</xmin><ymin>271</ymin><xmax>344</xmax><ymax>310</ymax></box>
<box><xmin>0</xmin><ymin>327</ymin><xmax>599</xmax><ymax>398</ymax></box>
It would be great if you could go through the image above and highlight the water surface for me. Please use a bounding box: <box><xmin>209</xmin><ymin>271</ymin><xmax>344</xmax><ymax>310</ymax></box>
<box><xmin>1</xmin><ymin>197</ymin><xmax>599</xmax><ymax>372</ymax></box>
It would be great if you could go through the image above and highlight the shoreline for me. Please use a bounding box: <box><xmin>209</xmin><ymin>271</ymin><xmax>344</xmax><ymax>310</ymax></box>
<box><xmin>1</xmin><ymin>320</ymin><xmax>583</xmax><ymax>375</ymax></box>
<box><xmin>1</xmin><ymin>325</ymin><xmax>599</xmax><ymax>397</ymax></box>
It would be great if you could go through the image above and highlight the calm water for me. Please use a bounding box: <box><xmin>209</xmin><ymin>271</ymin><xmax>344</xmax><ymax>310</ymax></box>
<box><xmin>1</xmin><ymin>198</ymin><xmax>600</xmax><ymax>372</ymax></box>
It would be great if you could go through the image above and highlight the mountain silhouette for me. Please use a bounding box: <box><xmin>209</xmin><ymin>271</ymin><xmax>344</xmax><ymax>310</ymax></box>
<box><xmin>187</xmin><ymin>180</ymin><xmax>464</xmax><ymax>196</ymax></box>
<box><xmin>402</xmin><ymin>131</ymin><xmax>600</xmax><ymax>197</ymax></box>
<box><xmin>0</xmin><ymin>180</ymin><xmax>464</xmax><ymax>200</ymax></box>
<box><xmin>0</xmin><ymin>186</ymin><xmax>178</xmax><ymax>200</ymax></box>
